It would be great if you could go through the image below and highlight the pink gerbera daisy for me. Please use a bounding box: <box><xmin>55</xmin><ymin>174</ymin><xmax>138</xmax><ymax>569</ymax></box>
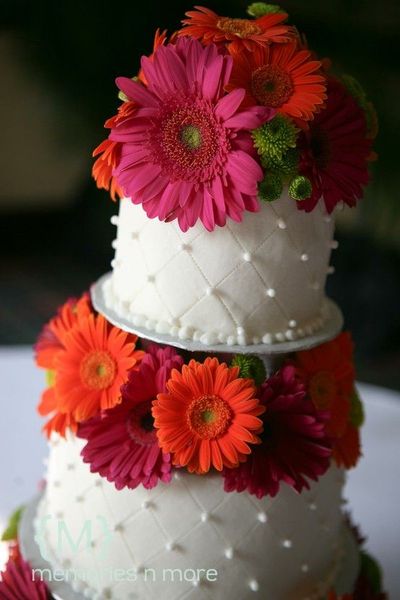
<box><xmin>223</xmin><ymin>365</ymin><xmax>332</xmax><ymax>498</ymax></box>
<box><xmin>78</xmin><ymin>345</ymin><xmax>183</xmax><ymax>490</ymax></box>
<box><xmin>0</xmin><ymin>555</ymin><xmax>50</xmax><ymax>599</ymax></box>
<box><xmin>110</xmin><ymin>37</ymin><xmax>274</xmax><ymax>231</ymax></box>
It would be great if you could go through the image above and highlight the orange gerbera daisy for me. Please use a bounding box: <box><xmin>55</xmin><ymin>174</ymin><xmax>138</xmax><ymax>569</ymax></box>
<box><xmin>228</xmin><ymin>41</ymin><xmax>326</xmax><ymax>122</ymax></box>
<box><xmin>92</xmin><ymin>100</ymin><xmax>136</xmax><ymax>201</ymax></box>
<box><xmin>332</xmin><ymin>423</ymin><xmax>361</xmax><ymax>469</ymax></box>
<box><xmin>178</xmin><ymin>6</ymin><xmax>292</xmax><ymax>52</ymax></box>
<box><xmin>35</xmin><ymin>294</ymin><xmax>92</xmax><ymax>369</ymax></box>
<box><xmin>152</xmin><ymin>357</ymin><xmax>265</xmax><ymax>474</ymax></box>
<box><xmin>293</xmin><ymin>332</ymin><xmax>355</xmax><ymax>438</ymax></box>
<box><xmin>38</xmin><ymin>387</ymin><xmax>78</xmax><ymax>438</ymax></box>
<box><xmin>55</xmin><ymin>314</ymin><xmax>144</xmax><ymax>422</ymax></box>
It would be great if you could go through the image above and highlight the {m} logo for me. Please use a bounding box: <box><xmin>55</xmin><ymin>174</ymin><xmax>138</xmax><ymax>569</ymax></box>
<box><xmin>35</xmin><ymin>515</ymin><xmax>113</xmax><ymax>562</ymax></box>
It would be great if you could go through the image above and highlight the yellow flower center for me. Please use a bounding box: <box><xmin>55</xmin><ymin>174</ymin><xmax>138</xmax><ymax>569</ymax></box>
<box><xmin>187</xmin><ymin>395</ymin><xmax>232</xmax><ymax>439</ymax></box>
<box><xmin>217</xmin><ymin>17</ymin><xmax>262</xmax><ymax>38</ymax></box>
<box><xmin>46</xmin><ymin>369</ymin><xmax>56</xmax><ymax>387</ymax></box>
<box><xmin>80</xmin><ymin>350</ymin><xmax>116</xmax><ymax>390</ymax></box>
<box><xmin>251</xmin><ymin>64</ymin><xmax>293</xmax><ymax>108</ymax></box>
<box><xmin>309</xmin><ymin>371</ymin><xmax>336</xmax><ymax>409</ymax></box>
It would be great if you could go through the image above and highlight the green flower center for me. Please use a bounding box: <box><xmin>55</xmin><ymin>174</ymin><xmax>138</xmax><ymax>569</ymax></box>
<box><xmin>180</xmin><ymin>125</ymin><xmax>202</xmax><ymax>150</ymax></box>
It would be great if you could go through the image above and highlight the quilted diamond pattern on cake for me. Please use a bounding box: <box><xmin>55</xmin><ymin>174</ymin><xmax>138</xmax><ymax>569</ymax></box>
<box><xmin>107</xmin><ymin>195</ymin><xmax>335</xmax><ymax>345</ymax></box>
<box><xmin>37</xmin><ymin>436</ymin><xmax>353</xmax><ymax>600</ymax></box>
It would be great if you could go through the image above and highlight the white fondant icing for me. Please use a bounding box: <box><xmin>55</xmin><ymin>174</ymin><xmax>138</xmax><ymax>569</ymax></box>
<box><xmin>103</xmin><ymin>194</ymin><xmax>335</xmax><ymax>347</ymax></box>
<box><xmin>36</xmin><ymin>435</ymin><xmax>359</xmax><ymax>600</ymax></box>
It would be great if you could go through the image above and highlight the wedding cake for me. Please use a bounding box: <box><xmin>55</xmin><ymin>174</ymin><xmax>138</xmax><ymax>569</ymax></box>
<box><xmin>0</xmin><ymin>4</ymin><xmax>386</xmax><ymax>600</ymax></box>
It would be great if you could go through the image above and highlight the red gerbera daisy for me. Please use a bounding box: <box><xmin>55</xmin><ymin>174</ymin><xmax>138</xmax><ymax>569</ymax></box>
<box><xmin>0</xmin><ymin>555</ymin><xmax>50</xmax><ymax>600</ymax></box>
<box><xmin>293</xmin><ymin>332</ymin><xmax>355</xmax><ymax>438</ymax></box>
<box><xmin>298</xmin><ymin>78</ymin><xmax>372</xmax><ymax>213</ymax></box>
<box><xmin>110</xmin><ymin>37</ymin><xmax>273</xmax><ymax>231</ymax></box>
<box><xmin>178</xmin><ymin>6</ymin><xmax>292</xmax><ymax>52</ymax></box>
<box><xmin>78</xmin><ymin>345</ymin><xmax>183</xmax><ymax>490</ymax></box>
<box><xmin>152</xmin><ymin>357</ymin><xmax>265</xmax><ymax>474</ymax></box>
<box><xmin>55</xmin><ymin>314</ymin><xmax>144</xmax><ymax>422</ymax></box>
<box><xmin>228</xmin><ymin>42</ymin><xmax>326</xmax><ymax>122</ymax></box>
<box><xmin>223</xmin><ymin>365</ymin><xmax>332</xmax><ymax>498</ymax></box>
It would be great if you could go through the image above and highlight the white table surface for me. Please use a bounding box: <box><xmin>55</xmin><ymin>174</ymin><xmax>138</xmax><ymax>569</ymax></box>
<box><xmin>0</xmin><ymin>346</ymin><xmax>399</xmax><ymax>596</ymax></box>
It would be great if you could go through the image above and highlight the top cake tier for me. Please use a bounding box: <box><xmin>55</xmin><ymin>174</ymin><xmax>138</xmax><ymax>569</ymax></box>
<box><xmin>92</xmin><ymin>6</ymin><xmax>376</xmax><ymax>349</ymax></box>
<box><xmin>101</xmin><ymin>191</ymin><xmax>335</xmax><ymax>347</ymax></box>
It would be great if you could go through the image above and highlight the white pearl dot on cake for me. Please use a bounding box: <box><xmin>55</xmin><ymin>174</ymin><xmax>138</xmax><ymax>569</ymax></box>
<box><xmin>224</xmin><ymin>547</ymin><xmax>234</xmax><ymax>559</ymax></box>
<box><xmin>53</xmin><ymin>480</ymin><xmax>60</xmax><ymax>488</ymax></box>
<box><xmin>257</xmin><ymin>511</ymin><xmax>268</xmax><ymax>523</ymax></box>
<box><xmin>165</xmin><ymin>541</ymin><xmax>176</xmax><ymax>552</ymax></box>
<box><xmin>55</xmin><ymin>511</ymin><xmax>64</xmax><ymax>519</ymax></box>
<box><xmin>330</xmin><ymin>240</ymin><xmax>339</xmax><ymax>249</ymax></box>
<box><xmin>262</xmin><ymin>333</ymin><xmax>273</xmax><ymax>344</ymax></box>
<box><xmin>277</xmin><ymin>218</ymin><xmax>287</xmax><ymax>229</ymax></box>
<box><xmin>173</xmin><ymin>471</ymin><xmax>181</xmax><ymax>481</ymax></box>
<box><xmin>192</xmin><ymin>579</ymin><xmax>200</xmax><ymax>587</ymax></box>
<box><xmin>141</xmin><ymin>500</ymin><xmax>151</xmax><ymax>510</ymax></box>
<box><xmin>200</xmin><ymin>512</ymin><xmax>209</xmax><ymax>523</ymax></box>
<box><xmin>147</xmin><ymin>274</ymin><xmax>155</xmax><ymax>283</ymax></box>
<box><xmin>66</xmin><ymin>463</ymin><xmax>75</xmax><ymax>471</ymax></box>
<box><xmin>311</xmin><ymin>281</ymin><xmax>320</xmax><ymax>291</ymax></box>
<box><xmin>94</xmin><ymin>479</ymin><xmax>103</xmax><ymax>487</ymax></box>
<box><xmin>131</xmin><ymin>231</ymin><xmax>139</xmax><ymax>240</ymax></box>
<box><xmin>236</xmin><ymin>326</ymin><xmax>245</xmax><ymax>336</ymax></box>
<box><xmin>178</xmin><ymin>242</ymin><xmax>191</xmax><ymax>252</ymax></box>
<box><xmin>275</xmin><ymin>332</ymin><xmax>285</xmax><ymax>342</ymax></box>
<box><xmin>288</xmin><ymin>319</ymin><xmax>297</xmax><ymax>328</ymax></box>
<box><xmin>76</xmin><ymin>495</ymin><xmax>84</xmax><ymax>503</ymax></box>
<box><xmin>301</xmin><ymin>563</ymin><xmax>309</xmax><ymax>573</ymax></box>
<box><xmin>327</xmin><ymin>265</ymin><xmax>335</xmax><ymax>274</ymax></box>
<box><xmin>249</xmin><ymin>579</ymin><xmax>259</xmax><ymax>592</ymax></box>
<box><xmin>62</xmin><ymin>559</ymin><xmax>72</xmax><ymax>568</ymax></box>
<box><xmin>309</xmin><ymin>502</ymin><xmax>317</xmax><ymax>511</ymax></box>
<box><xmin>114</xmin><ymin>523</ymin><xmax>124</xmax><ymax>533</ymax></box>
<box><xmin>266</xmin><ymin>288</ymin><xmax>276</xmax><ymax>298</ymax></box>
<box><xmin>243</xmin><ymin>251</ymin><xmax>252</xmax><ymax>262</ymax></box>
<box><xmin>301</xmin><ymin>253</ymin><xmax>309</xmax><ymax>262</ymax></box>
<box><xmin>206</xmin><ymin>286</ymin><xmax>215</xmax><ymax>296</ymax></box>
<box><xmin>282</xmin><ymin>539</ymin><xmax>293</xmax><ymax>549</ymax></box>
<box><xmin>323</xmin><ymin>215</ymin><xmax>332</xmax><ymax>223</ymax></box>
<box><xmin>110</xmin><ymin>215</ymin><xmax>119</xmax><ymax>225</ymax></box>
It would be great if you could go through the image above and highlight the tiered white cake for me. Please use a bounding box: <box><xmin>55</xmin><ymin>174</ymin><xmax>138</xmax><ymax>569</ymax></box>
<box><xmin>31</xmin><ymin>191</ymin><xmax>362</xmax><ymax>600</ymax></box>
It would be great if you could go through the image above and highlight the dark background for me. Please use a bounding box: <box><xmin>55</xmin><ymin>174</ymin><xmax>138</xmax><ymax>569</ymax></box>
<box><xmin>1</xmin><ymin>0</ymin><xmax>399</xmax><ymax>387</ymax></box>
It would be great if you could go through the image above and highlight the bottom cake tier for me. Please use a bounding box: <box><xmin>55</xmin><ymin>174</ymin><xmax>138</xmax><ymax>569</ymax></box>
<box><xmin>33</xmin><ymin>434</ymin><xmax>360</xmax><ymax>600</ymax></box>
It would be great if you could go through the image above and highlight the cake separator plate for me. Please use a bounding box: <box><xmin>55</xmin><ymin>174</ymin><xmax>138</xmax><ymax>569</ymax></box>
<box><xmin>91</xmin><ymin>273</ymin><xmax>343</xmax><ymax>356</ymax></box>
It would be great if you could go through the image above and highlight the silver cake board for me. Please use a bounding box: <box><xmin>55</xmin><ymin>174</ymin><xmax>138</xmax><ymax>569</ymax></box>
<box><xmin>19</xmin><ymin>493</ymin><xmax>358</xmax><ymax>599</ymax></box>
<box><xmin>91</xmin><ymin>273</ymin><xmax>344</xmax><ymax>357</ymax></box>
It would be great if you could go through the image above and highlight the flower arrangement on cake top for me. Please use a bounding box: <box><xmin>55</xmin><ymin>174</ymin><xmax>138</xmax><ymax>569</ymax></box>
<box><xmin>93</xmin><ymin>3</ymin><xmax>377</xmax><ymax>231</ymax></box>
<box><xmin>35</xmin><ymin>295</ymin><xmax>362</xmax><ymax>499</ymax></box>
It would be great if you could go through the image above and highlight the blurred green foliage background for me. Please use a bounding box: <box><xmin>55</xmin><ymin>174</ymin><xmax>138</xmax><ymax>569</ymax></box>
<box><xmin>0</xmin><ymin>0</ymin><xmax>399</xmax><ymax>387</ymax></box>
